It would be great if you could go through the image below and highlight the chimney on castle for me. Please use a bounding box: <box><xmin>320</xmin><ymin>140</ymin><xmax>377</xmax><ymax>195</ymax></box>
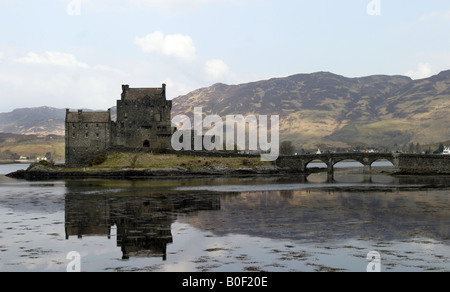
<box><xmin>121</xmin><ymin>85</ymin><xmax>129</xmax><ymax>100</ymax></box>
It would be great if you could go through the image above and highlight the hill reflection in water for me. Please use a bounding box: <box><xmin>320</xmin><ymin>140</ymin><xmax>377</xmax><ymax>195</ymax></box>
<box><xmin>64</xmin><ymin>172</ymin><xmax>450</xmax><ymax>264</ymax></box>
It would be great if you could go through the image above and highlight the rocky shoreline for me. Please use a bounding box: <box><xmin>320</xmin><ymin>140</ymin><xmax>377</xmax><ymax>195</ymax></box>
<box><xmin>7</xmin><ymin>162</ymin><xmax>450</xmax><ymax>180</ymax></box>
<box><xmin>6</xmin><ymin>163</ymin><xmax>307</xmax><ymax>180</ymax></box>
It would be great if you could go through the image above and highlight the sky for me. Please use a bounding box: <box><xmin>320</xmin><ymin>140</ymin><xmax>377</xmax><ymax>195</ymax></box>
<box><xmin>0</xmin><ymin>0</ymin><xmax>449</xmax><ymax>113</ymax></box>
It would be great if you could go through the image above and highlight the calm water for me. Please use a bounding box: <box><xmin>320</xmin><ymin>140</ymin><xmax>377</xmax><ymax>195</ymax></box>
<box><xmin>0</xmin><ymin>163</ymin><xmax>449</xmax><ymax>272</ymax></box>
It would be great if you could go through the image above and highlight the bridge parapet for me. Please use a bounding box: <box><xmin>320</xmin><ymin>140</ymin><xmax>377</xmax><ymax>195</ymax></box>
<box><xmin>275</xmin><ymin>152</ymin><xmax>450</xmax><ymax>177</ymax></box>
<box><xmin>396</xmin><ymin>154</ymin><xmax>450</xmax><ymax>173</ymax></box>
<box><xmin>276</xmin><ymin>153</ymin><xmax>398</xmax><ymax>172</ymax></box>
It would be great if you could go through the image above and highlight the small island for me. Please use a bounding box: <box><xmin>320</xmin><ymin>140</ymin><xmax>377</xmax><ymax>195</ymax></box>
<box><xmin>6</xmin><ymin>152</ymin><xmax>302</xmax><ymax>180</ymax></box>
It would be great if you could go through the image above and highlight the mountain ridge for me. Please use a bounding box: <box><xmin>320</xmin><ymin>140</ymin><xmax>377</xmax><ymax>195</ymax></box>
<box><xmin>172</xmin><ymin>70</ymin><xmax>450</xmax><ymax>148</ymax></box>
<box><xmin>1</xmin><ymin>70</ymin><xmax>449</xmax><ymax>149</ymax></box>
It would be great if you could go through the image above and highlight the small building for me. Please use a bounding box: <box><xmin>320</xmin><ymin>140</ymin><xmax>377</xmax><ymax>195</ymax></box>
<box><xmin>443</xmin><ymin>147</ymin><xmax>450</xmax><ymax>155</ymax></box>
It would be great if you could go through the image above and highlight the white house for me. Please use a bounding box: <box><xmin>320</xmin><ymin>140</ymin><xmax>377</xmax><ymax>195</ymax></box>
<box><xmin>443</xmin><ymin>147</ymin><xmax>450</xmax><ymax>155</ymax></box>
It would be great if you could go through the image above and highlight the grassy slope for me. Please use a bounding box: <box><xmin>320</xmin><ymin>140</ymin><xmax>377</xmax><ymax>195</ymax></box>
<box><xmin>91</xmin><ymin>152</ymin><xmax>271</xmax><ymax>170</ymax></box>
<box><xmin>0</xmin><ymin>134</ymin><xmax>65</xmax><ymax>161</ymax></box>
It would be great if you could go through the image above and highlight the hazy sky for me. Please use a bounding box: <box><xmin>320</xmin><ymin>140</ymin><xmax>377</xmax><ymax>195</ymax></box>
<box><xmin>0</xmin><ymin>0</ymin><xmax>449</xmax><ymax>112</ymax></box>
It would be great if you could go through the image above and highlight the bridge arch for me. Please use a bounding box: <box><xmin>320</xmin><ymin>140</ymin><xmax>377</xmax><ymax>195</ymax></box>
<box><xmin>304</xmin><ymin>158</ymin><xmax>328</xmax><ymax>169</ymax></box>
<box><xmin>369</xmin><ymin>158</ymin><xmax>395</xmax><ymax>167</ymax></box>
<box><xmin>332</xmin><ymin>158</ymin><xmax>366</xmax><ymax>167</ymax></box>
<box><xmin>333</xmin><ymin>160</ymin><xmax>365</xmax><ymax>169</ymax></box>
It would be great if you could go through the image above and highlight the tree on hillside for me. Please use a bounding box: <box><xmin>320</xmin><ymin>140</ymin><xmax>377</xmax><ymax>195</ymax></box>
<box><xmin>280</xmin><ymin>141</ymin><xmax>296</xmax><ymax>156</ymax></box>
<box><xmin>415</xmin><ymin>143</ymin><xmax>421</xmax><ymax>154</ymax></box>
<box><xmin>438</xmin><ymin>143</ymin><xmax>445</xmax><ymax>153</ymax></box>
<box><xmin>408</xmin><ymin>142</ymin><xmax>415</xmax><ymax>154</ymax></box>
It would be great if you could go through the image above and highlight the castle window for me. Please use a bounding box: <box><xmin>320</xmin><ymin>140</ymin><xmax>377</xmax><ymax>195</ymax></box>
<box><xmin>96</xmin><ymin>124</ymin><xmax>99</xmax><ymax>128</ymax></box>
<box><xmin>96</xmin><ymin>133</ymin><xmax>99</xmax><ymax>139</ymax></box>
<box><xmin>72</xmin><ymin>133</ymin><xmax>75</xmax><ymax>139</ymax></box>
<box><xmin>85</xmin><ymin>133</ymin><xmax>89</xmax><ymax>138</ymax></box>
<box><xmin>72</xmin><ymin>124</ymin><xmax>75</xmax><ymax>129</ymax></box>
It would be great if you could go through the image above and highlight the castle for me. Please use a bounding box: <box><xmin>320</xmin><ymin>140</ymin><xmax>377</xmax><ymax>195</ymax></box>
<box><xmin>65</xmin><ymin>84</ymin><xmax>173</xmax><ymax>166</ymax></box>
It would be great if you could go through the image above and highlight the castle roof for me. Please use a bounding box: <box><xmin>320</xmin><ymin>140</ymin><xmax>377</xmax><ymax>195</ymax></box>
<box><xmin>121</xmin><ymin>84</ymin><xmax>166</xmax><ymax>101</ymax></box>
<box><xmin>66</xmin><ymin>110</ymin><xmax>110</xmax><ymax>123</ymax></box>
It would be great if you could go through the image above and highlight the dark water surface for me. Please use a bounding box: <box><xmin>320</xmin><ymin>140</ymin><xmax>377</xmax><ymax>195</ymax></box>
<box><xmin>0</xmin><ymin>164</ymin><xmax>449</xmax><ymax>272</ymax></box>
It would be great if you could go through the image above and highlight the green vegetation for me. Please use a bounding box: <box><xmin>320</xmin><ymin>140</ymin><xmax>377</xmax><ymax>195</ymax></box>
<box><xmin>279</xmin><ymin>141</ymin><xmax>296</xmax><ymax>155</ymax></box>
<box><xmin>85</xmin><ymin>152</ymin><xmax>271</xmax><ymax>171</ymax></box>
<box><xmin>88</xmin><ymin>153</ymin><xmax>108</xmax><ymax>166</ymax></box>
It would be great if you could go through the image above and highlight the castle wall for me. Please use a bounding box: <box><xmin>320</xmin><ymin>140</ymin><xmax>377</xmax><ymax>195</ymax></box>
<box><xmin>65</xmin><ymin>110</ymin><xmax>111</xmax><ymax>167</ymax></box>
<box><xmin>112</xmin><ymin>84</ymin><xmax>172</xmax><ymax>149</ymax></box>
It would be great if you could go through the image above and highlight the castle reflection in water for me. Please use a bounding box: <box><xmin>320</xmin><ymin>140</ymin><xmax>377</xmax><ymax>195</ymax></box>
<box><xmin>65</xmin><ymin>191</ymin><xmax>220</xmax><ymax>261</ymax></box>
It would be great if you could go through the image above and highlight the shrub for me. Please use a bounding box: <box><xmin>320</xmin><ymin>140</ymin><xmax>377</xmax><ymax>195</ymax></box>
<box><xmin>280</xmin><ymin>141</ymin><xmax>296</xmax><ymax>156</ymax></box>
<box><xmin>94</xmin><ymin>153</ymin><xmax>107</xmax><ymax>165</ymax></box>
<box><xmin>38</xmin><ymin>160</ymin><xmax>54</xmax><ymax>167</ymax></box>
<box><xmin>89</xmin><ymin>153</ymin><xmax>107</xmax><ymax>166</ymax></box>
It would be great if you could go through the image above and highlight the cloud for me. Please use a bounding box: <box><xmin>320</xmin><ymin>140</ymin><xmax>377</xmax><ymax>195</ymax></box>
<box><xmin>13</xmin><ymin>51</ymin><xmax>125</xmax><ymax>74</ymax></box>
<box><xmin>405</xmin><ymin>63</ymin><xmax>433</xmax><ymax>80</ymax></box>
<box><xmin>14</xmin><ymin>51</ymin><xmax>89</xmax><ymax>68</ymax></box>
<box><xmin>56</xmin><ymin>0</ymin><xmax>254</xmax><ymax>16</ymax></box>
<box><xmin>93</xmin><ymin>64</ymin><xmax>127</xmax><ymax>75</ymax></box>
<box><xmin>204</xmin><ymin>59</ymin><xmax>230</xmax><ymax>81</ymax></box>
<box><xmin>0</xmin><ymin>65</ymin><xmax>112</xmax><ymax>111</ymax></box>
<box><xmin>135</xmin><ymin>31</ymin><xmax>197</xmax><ymax>61</ymax></box>
<box><xmin>161</xmin><ymin>78</ymin><xmax>194</xmax><ymax>99</ymax></box>
<box><xmin>420</xmin><ymin>10</ymin><xmax>450</xmax><ymax>22</ymax></box>
<box><xmin>0</xmin><ymin>51</ymin><xmax>128</xmax><ymax>112</ymax></box>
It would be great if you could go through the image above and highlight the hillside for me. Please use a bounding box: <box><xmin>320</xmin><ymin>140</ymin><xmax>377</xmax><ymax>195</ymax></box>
<box><xmin>1</xmin><ymin>70</ymin><xmax>449</xmax><ymax>151</ymax></box>
<box><xmin>0</xmin><ymin>133</ymin><xmax>64</xmax><ymax>161</ymax></box>
<box><xmin>0</xmin><ymin>106</ymin><xmax>66</xmax><ymax>136</ymax></box>
<box><xmin>0</xmin><ymin>106</ymin><xmax>118</xmax><ymax>136</ymax></box>
<box><xmin>172</xmin><ymin>70</ymin><xmax>450</xmax><ymax>148</ymax></box>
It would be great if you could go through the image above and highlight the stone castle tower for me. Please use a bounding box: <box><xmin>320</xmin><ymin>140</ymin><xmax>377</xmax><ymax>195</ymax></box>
<box><xmin>65</xmin><ymin>84</ymin><xmax>172</xmax><ymax>167</ymax></box>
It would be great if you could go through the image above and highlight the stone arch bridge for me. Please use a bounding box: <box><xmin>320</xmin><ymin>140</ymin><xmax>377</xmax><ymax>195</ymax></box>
<box><xmin>275</xmin><ymin>153</ymin><xmax>450</xmax><ymax>179</ymax></box>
